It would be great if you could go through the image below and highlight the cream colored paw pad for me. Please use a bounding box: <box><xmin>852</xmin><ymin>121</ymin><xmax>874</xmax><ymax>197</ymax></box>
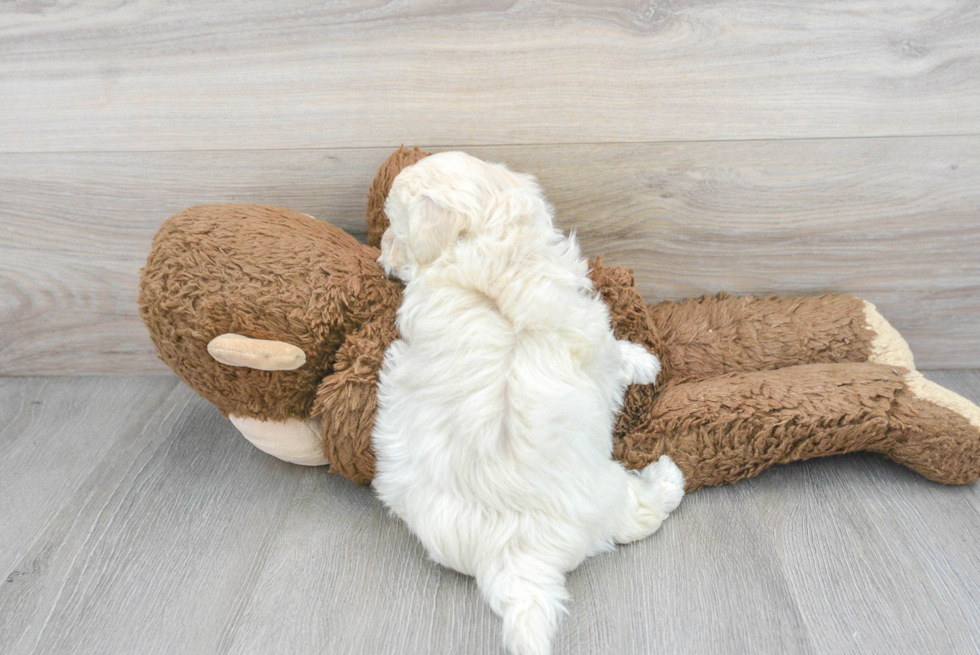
<box><xmin>904</xmin><ymin>371</ymin><xmax>980</xmax><ymax>430</ymax></box>
<box><xmin>864</xmin><ymin>301</ymin><xmax>915</xmax><ymax>370</ymax></box>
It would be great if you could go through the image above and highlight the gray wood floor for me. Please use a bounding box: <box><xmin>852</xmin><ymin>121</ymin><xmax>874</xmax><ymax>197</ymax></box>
<box><xmin>2</xmin><ymin>372</ymin><xmax>979</xmax><ymax>655</ymax></box>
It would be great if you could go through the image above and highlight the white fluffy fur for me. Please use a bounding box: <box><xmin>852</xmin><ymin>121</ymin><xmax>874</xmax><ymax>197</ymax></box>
<box><xmin>372</xmin><ymin>152</ymin><xmax>685</xmax><ymax>655</ymax></box>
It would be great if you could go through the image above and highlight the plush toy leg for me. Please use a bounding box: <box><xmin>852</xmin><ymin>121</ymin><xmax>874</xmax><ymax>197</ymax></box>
<box><xmin>646</xmin><ymin>293</ymin><xmax>911</xmax><ymax>384</ymax></box>
<box><xmin>613</xmin><ymin>363</ymin><xmax>980</xmax><ymax>491</ymax></box>
<box><xmin>228</xmin><ymin>414</ymin><xmax>328</xmax><ymax>466</ymax></box>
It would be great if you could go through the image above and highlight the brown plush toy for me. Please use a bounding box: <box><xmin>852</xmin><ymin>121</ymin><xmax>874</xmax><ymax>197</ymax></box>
<box><xmin>139</xmin><ymin>147</ymin><xmax>980</xmax><ymax>491</ymax></box>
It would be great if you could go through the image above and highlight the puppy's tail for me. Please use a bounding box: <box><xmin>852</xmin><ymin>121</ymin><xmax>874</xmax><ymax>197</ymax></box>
<box><xmin>479</xmin><ymin>557</ymin><xmax>569</xmax><ymax>655</ymax></box>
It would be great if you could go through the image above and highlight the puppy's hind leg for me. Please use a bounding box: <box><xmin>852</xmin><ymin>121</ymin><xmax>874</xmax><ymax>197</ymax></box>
<box><xmin>613</xmin><ymin>455</ymin><xmax>685</xmax><ymax>544</ymax></box>
<box><xmin>478</xmin><ymin>554</ymin><xmax>569</xmax><ymax>655</ymax></box>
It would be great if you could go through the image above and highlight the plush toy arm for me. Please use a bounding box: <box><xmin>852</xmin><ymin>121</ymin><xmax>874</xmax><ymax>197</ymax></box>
<box><xmin>311</xmin><ymin>316</ymin><xmax>396</xmax><ymax>485</ymax></box>
<box><xmin>613</xmin><ymin>362</ymin><xmax>980</xmax><ymax>491</ymax></box>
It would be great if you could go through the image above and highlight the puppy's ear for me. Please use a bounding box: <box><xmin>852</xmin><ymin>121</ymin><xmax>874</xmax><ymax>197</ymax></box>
<box><xmin>408</xmin><ymin>192</ymin><xmax>464</xmax><ymax>265</ymax></box>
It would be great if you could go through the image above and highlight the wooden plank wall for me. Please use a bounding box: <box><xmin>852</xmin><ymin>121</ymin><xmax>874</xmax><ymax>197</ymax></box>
<box><xmin>1</xmin><ymin>1</ymin><xmax>978</xmax><ymax>374</ymax></box>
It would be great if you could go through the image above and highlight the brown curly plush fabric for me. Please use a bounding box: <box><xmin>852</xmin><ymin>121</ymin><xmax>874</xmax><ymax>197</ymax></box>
<box><xmin>139</xmin><ymin>148</ymin><xmax>980</xmax><ymax>492</ymax></box>
<box><xmin>585</xmin><ymin>261</ymin><xmax>978</xmax><ymax>489</ymax></box>
<box><xmin>366</xmin><ymin>145</ymin><xmax>430</xmax><ymax>249</ymax></box>
<box><xmin>310</xmin><ymin>295</ymin><xmax>398</xmax><ymax>484</ymax></box>
<box><xmin>139</xmin><ymin>204</ymin><xmax>402</xmax><ymax>425</ymax></box>
<box><xmin>615</xmin><ymin>363</ymin><xmax>980</xmax><ymax>488</ymax></box>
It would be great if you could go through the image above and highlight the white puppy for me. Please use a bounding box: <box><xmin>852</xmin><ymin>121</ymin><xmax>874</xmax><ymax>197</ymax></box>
<box><xmin>372</xmin><ymin>152</ymin><xmax>685</xmax><ymax>655</ymax></box>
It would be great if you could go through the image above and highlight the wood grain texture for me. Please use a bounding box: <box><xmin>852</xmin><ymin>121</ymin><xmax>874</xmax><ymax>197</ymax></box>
<box><xmin>2</xmin><ymin>136</ymin><xmax>979</xmax><ymax>374</ymax></box>
<box><xmin>747</xmin><ymin>367</ymin><xmax>980</xmax><ymax>653</ymax></box>
<box><xmin>2</xmin><ymin>0</ymin><xmax>980</xmax><ymax>152</ymax></box>
<box><xmin>225</xmin><ymin>470</ymin><xmax>504</xmax><ymax>655</ymax></box>
<box><xmin>0</xmin><ymin>377</ymin><xmax>178</xmax><ymax>577</ymax></box>
<box><xmin>2</xmin><ymin>374</ymin><xmax>979</xmax><ymax>654</ymax></box>
<box><xmin>228</xmin><ymin>477</ymin><xmax>814</xmax><ymax>655</ymax></box>
<box><xmin>556</xmin><ymin>483</ymin><xmax>814</xmax><ymax>655</ymax></box>
<box><xmin>0</xmin><ymin>380</ymin><xmax>306</xmax><ymax>655</ymax></box>
<box><xmin>755</xmin><ymin>457</ymin><xmax>980</xmax><ymax>654</ymax></box>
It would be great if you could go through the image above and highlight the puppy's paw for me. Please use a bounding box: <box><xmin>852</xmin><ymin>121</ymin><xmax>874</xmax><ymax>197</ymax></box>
<box><xmin>615</xmin><ymin>455</ymin><xmax>685</xmax><ymax>544</ymax></box>
<box><xmin>618</xmin><ymin>340</ymin><xmax>661</xmax><ymax>387</ymax></box>
<box><xmin>641</xmin><ymin>455</ymin><xmax>685</xmax><ymax>517</ymax></box>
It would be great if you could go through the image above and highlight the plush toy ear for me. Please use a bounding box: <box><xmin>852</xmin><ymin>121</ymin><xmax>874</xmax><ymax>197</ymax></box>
<box><xmin>408</xmin><ymin>193</ymin><xmax>464</xmax><ymax>265</ymax></box>
<box><xmin>207</xmin><ymin>333</ymin><xmax>306</xmax><ymax>371</ymax></box>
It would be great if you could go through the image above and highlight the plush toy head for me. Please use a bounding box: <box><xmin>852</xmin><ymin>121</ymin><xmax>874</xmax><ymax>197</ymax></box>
<box><xmin>139</xmin><ymin>204</ymin><xmax>402</xmax><ymax>424</ymax></box>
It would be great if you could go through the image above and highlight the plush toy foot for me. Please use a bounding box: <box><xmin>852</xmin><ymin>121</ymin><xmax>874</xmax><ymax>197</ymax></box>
<box><xmin>228</xmin><ymin>414</ymin><xmax>328</xmax><ymax>466</ymax></box>
<box><xmin>879</xmin><ymin>371</ymin><xmax>980</xmax><ymax>485</ymax></box>
<box><xmin>862</xmin><ymin>301</ymin><xmax>916</xmax><ymax>370</ymax></box>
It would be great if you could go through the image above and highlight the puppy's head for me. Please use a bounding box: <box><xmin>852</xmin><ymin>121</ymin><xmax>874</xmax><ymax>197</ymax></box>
<box><xmin>379</xmin><ymin>151</ymin><xmax>549</xmax><ymax>281</ymax></box>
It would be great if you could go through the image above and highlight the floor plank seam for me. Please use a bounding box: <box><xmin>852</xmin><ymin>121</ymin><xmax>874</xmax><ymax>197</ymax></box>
<box><xmin>3</xmin><ymin>130</ymin><xmax>980</xmax><ymax>157</ymax></box>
